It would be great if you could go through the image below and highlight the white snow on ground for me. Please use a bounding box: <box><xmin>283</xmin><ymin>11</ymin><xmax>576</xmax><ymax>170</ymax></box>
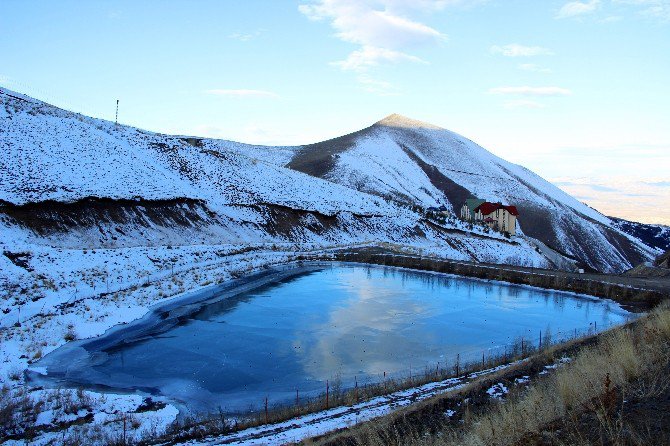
<box><xmin>0</xmin><ymin>89</ymin><xmax>655</xmax><ymax>444</ymax></box>
<box><xmin>169</xmin><ymin>354</ymin><xmax>579</xmax><ymax>445</ymax></box>
<box><xmin>328</xmin><ymin>132</ymin><xmax>448</xmax><ymax>208</ymax></box>
<box><xmin>539</xmin><ymin>357</ymin><xmax>572</xmax><ymax>375</ymax></box>
<box><xmin>486</xmin><ymin>383</ymin><xmax>509</xmax><ymax>400</ymax></box>
<box><xmin>3</xmin><ymin>387</ymin><xmax>179</xmax><ymax>446</ymax></box>
<box><xmin>1</xmin><ymin>89</ymin><xmax>391</xmax><ymax>218</ymax></box>
<box><xmin>376</xmin><ymin>119</ymin><xmax>610</xmax><ymax>225</ymax></box>
<box><xmin>514</xmin><ymin>375</ymin><xmax>530</xmax><ymax>385</ymax></box>
<box><xmin>291</xmin><ymin>115</ymin><xmax>660</xmax><ymax>272</ymax></box>
<box><xmin>175</xmin><ymin>363</ymin><xmax>517</xmax><ymax>446</ymax></box>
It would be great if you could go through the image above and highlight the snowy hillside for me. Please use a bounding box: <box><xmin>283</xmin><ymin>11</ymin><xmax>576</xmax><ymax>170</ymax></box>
<box><xmin>1</xmin><ymin>88</ymin><xmax>565</xmax><ymax>307</ymax></box>
<box><xmin>609</xmin><ymin>217</ymin><xmax>670</xmax><ymax>252</ymax></box>
<box><xmin>287</xmin><ymin>114</ymin><xmax>659</xmax><ymax>272</ymax></box>
<box><xmin>0</xmin><ymin>88</ymin><xmax>662</xmax><ymax>444</ymax></box>
<box><xmin>1</xmin><ymin>90</ymin><xmax>388</xmax><ymax>216</ymax></box>
<box><xmin>0</xmin><ymin>89</ymin><xmax>660</xmax><ymax>275</ymax></box>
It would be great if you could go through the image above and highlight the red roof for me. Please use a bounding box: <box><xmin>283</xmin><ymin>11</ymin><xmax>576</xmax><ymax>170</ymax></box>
<box><xmin>505</xmin><ymin>205</ymin><xmax>519</xmax><ymax>216</ymax></box>
<box><xmin>474</xmin><ymin>202</ymin><xmax>519</xmax><ymax>216</ymax></box>
<box><xmin>475</xmin><ymin>202</ymin><xmax>500</xmax><ymax>216</ymax></box>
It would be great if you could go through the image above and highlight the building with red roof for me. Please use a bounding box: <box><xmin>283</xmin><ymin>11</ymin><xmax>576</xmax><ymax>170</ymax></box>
<box><xmin>460</xmin><ymin>197</ymin><xmax>519</xmax><ymax>235</ymax></box>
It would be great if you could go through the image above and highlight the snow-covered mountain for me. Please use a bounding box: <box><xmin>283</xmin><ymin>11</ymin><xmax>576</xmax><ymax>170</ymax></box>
<box><xmin>286</xmin><ymin>114</ymin><xmax>659</xmax><ymax>272</ymax></box>
<box><xmin>1</xmin><ymin>88</ymin><xmax>664</xmax><ymax>445</ymax></box>
<box><xmin>1</xmin><ymin>88</ymin><xmax>562</xmax><ymax>301</ymax></box>
<box><xmin>0</xmin><ymin>89</ymin><xmax>658</xmax><ymax>280</ymax></box>
<box><xmin>609</xmin><ymin>217</ymin><xmax>670</xmax><ymax>252</ymax></box>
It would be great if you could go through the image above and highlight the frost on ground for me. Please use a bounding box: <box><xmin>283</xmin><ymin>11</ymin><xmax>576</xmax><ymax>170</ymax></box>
<box><xmin>2</xmin><ymin>387</ymin><xmax>178</xmax><ymax>446</ymax></box>
<box><xmin>0</xmin><ymin>88</ymin><xmax>660</xmax><ymax>444</ymax></box>
<box><xmin>486</xmin><ymin>383</ymin><xmax>509</xmax><ymax>400</ymax></box>
<box><xmin>514</xmin><ymin>375</ymin><xmax>530</xmax><ymax>385</ymax></box>
<box><xmin>1</xmin><ymin>245</ymin><xmax>306</xmax><ymax>444</ymax></box>
<box><xmin>175</xmin><ymin>363</ymin><xmax>517</xmax><ymax>446</ymax></box>
<box><xmin>174</xmin><ymin>354</ymin><xmax>577</xmax><ymax>445</ymax></box>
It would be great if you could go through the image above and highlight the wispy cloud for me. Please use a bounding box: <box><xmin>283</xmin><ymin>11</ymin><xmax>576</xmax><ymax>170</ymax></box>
<box><xmin>299</xmin><ymin>0</ymin><xmax>458</xmax><ymax>94</ymax></box>
<box><xmin>228</xmin><ymin>30</ymin><xmax>263</xmax><ymax>42</ymax></box>
<box><xmin>356</xmin><ymin>74</ymin><xmax>400</xmax><ymax>95</ymax></box>
<box><xmin>518</xmin><ymin>63</ymin><xmax>552</xmax><ymax>73</ymax></box>
<box><xmin>490</xmin><ymin>44</ymin><xmax>553</xmax><ymax>57</ymax></box>
<box><xmin>600</xmin><ymin>15</ymin><xmax>623</xmax><ymax>22</ymax></box>
<box><xmin>489</xmin><ymin>86</ymin><xmax>572</xmax><ymax>96</ymax></box>
<box><xmin>205</xmin><ymin>89</ymin><xmax>280</xmax><ymax>99</ymax></box>
<box><xmin>556</xmin><ymin>0</ymin><xmax>600</xmax><ymax>18</ymax></box>
<box><xmin>228</xmin><ymin>29</ymin><xmax>266</xmax><ymax>42</ymax></box>
<box><xmin>644</xmin><ymin>181</ymin><xmax>670</xmax><ymax>187</ymax></box>
<box><xmin>550</xmin><ymin>175</ymin><xmax>670</xmax><ymax>224</ymax></box>
<box><xmin>332</xmin><ymin>46</ymin><xmax>427</xmax><ymax>71</ymax></box>
<box><xmin>299</xmin><ymin>1</ymin><xmax>446</xmax><ymax>49</ymax></box>
<box><xmin>381</xmin><ymin>0</ymin><xmax>487</xmax><ymax>12</ymax></box>
<box><xmin>614</xmin><ymin>0</ymin><xmax>670</xmax><ymax>21</ymax></box>
<box><xmin>555</xmin><ymin>0</ymin><xmax>670</xmax><ymax>22</ymax></box>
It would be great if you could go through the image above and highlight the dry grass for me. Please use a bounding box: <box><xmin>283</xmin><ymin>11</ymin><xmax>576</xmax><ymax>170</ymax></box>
<box><xmin>157</xmin><ymin>335</ymin><xmax>553</xmax><ymax>444</ymax></box>
<box><xmin>454</xmin><ymin>306</ymin><xmax>670</xmax><ymax>446</ymax></box>
<box><xmin>456</xmin><ymin>329</ymin><xmax>641</xmax><ymax>445</ymax></box>
<box><xmin>308</xmin><ymin>304</ymin><xmax>670</xmax><ymax>446</ymax></box>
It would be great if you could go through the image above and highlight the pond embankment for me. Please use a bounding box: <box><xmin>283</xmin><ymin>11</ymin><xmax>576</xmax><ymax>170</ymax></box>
<box><xmin>317</xmin><ymin>247</ymin><xmax>670</xmax><ymax>311</ymax></box>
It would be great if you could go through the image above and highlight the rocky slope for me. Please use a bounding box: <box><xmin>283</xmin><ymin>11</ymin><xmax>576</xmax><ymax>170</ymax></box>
<box><xmin>286</xmin><ymin>114</ymin><xmax>659</xmax><ymax>272</ymax></box>
<box><xmin>1</xmin><ymin>89</ymin><xmax>565</xmax><ymax>313</ymax></box>
<box><xmin>0</xmin><ymin>87</ymin><xmax>663</xmax><ymax>445</ymax></box>
<box><xmin>0</xmin><ymin>89</ymin><xmax>659</xmax><ymax>284</ymax></box>
<box><xmin>609</xmin><ymin>217</ymin><xmax>670</xmax><ymax>252</ymax></box>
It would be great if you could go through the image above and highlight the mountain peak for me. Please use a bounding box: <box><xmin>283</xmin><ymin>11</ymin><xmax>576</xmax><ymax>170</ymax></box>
<box><xmin>375</xmin><ymin>113</ymin><xmax>443</xmax><ymax>130</ymax></box>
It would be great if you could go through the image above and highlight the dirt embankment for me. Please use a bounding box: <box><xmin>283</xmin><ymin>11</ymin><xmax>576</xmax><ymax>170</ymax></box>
<box><xmin>0</xmin><ymin>196</ymin><xmax>217</xmax><ymax>235</ymax></box>
<box><xmin>310</xmin><ymin>304</ymin><xmax>670</xmax><ymax>446</ymax></box>
<box><xmin>322</xmin><ymin>247</ymin><xmax>670</xmax><ymax>311</ymax></box>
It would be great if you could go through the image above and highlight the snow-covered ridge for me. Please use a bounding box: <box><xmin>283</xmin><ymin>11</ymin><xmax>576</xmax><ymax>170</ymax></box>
<box><xmin>0</xmin><ymin>88</ymin><xmax>391</xmax><ymax>218</ymax></box>
<box><xmin>0</xmin><ymin>86</ymin><xmax>660</xmax><ymax>274</ymax></box>
<box><xmin>0</xmin><ymin>87</ymin><xmax>660</xmax><ymax>443</ymax></box>
<box><xmin>285</xmin><ymin>111</ymin><xmax>660</xmax><ymax>272</ymax></box>
<box><xmin>0</xmin><ymin>86</ymin><xmax>557</xmax><ymax>268</ymax></box>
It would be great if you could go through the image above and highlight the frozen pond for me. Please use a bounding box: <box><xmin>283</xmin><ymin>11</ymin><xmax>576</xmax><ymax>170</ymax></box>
<box><xmin>33</xmin><ymin>263</ymin><xmax>632</xmax><ymax>414</ymax></box>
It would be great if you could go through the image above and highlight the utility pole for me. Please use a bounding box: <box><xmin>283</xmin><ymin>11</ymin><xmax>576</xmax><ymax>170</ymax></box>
<box><xmin>115</xmin><ymin>99</ymin><xmax>119</xmax><ymax>126</ymax></box>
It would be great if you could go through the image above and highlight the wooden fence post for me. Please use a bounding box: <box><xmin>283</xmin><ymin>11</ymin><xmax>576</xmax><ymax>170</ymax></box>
<box><xmin>355</xmin><ymin>376</ymin><xmax>358</xmax><ymax>402</ymax></box>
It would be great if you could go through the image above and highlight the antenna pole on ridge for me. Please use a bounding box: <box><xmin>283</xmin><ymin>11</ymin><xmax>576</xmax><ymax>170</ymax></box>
<box><xmin>115</xmin><ymin>99</ymin><xmax>119</xmax><ymax>126</ymax></box>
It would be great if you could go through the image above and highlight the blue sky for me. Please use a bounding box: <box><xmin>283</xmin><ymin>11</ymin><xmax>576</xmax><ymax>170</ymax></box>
<box><xmin>2</xmin><ymin>0</ymin><xmax>669</xmax><ymax>223</ymax></box>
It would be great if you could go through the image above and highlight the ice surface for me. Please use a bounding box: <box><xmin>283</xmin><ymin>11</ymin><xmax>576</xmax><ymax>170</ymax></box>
<box><xmin>36</xmin><ymin>264</ymin><xmax>631</xmax><ymax>414</ymax></box>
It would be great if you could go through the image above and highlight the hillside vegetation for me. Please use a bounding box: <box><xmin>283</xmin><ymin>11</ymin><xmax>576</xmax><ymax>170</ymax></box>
<box><xmin>308</xmin><ymin>303</ymin><xmax>670</xmax><ymax>446</ymax></box>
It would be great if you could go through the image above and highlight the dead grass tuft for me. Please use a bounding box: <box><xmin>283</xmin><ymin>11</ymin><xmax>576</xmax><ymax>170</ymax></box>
<box><xmin>308</xmin><ymin>304</ymin><xmax>670</xmax><ymax>446</ymax></box>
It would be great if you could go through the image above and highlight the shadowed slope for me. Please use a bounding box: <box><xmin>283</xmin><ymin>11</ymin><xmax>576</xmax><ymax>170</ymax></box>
<box><xmin>286</xmin><ymin>114</ymin><xmax>658</xmax><ymax>272</ymax></box>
